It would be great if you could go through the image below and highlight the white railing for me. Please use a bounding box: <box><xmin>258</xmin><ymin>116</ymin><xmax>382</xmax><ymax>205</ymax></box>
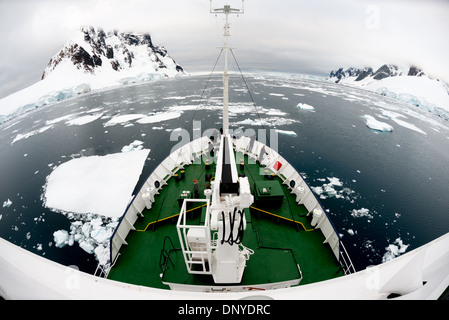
<box><xmin>176</xmin><ymin>198</ymin><xmax>213</xmax><ymax>275</ymax></box>
<box><xmin>339</xmin><ymin>241</ymin><xmax>356</xmax><ymax>274</ymax></box>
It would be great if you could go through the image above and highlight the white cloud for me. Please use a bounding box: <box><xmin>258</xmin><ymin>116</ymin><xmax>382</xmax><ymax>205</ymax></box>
<box><xmin>0</xmin><ymin>0</ymin><xmax>448</xmax><ymax>98</ymax></box>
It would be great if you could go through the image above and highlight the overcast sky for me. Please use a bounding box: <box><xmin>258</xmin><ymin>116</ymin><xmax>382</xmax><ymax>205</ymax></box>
<box><xmin>1</xmin><ymin>0</ymin><xmax>448</xmax><ymax>99</ymax></box>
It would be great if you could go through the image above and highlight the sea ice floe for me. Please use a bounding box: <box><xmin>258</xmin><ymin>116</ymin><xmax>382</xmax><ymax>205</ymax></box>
<box><xmin>296</xmin><ymin>103</ymin><xmax>315</xmax><ymax>111</ymax></box>
<box><xmin>382</xmin><ymin>237</ymin><xmax>409</xmax><ymax>262</ymax></box>
<box><xmin>311</xmin><ymin>177</ymin><xmax>356</xmax><ymax>201</ymax></box>
<box><xmin>167</xmin><ymin>102</ymin><xmax>288</xmax><ymax>118</ymax></box>
<box><xmin>275</xmin><ymin>129</ymin><xmax>297</xmax><ymax>137</ymax></box>
<box><xmin>234</xmin><ymin>117</ymin><xmax>299</xmax><ymax>127</ymax></box>
<box><xmin>43</xmin><ymin>149</ymin><xmax>150</xmax><ymax>218</ymax></box>
<box><xmin>46</xmin><ymin>114</ymin><xmax>77</xmax><ymax>125</ymax></box>
<box><xmin>121</xmin><ymin>140</ymin><xmax>144</xmax><ymax>152</ymax></box>
<box><xmin>351</xmin><ymin>208</ymin><xmax>373</xmax><ymax>219</ymax></box>
<box><xmin>53</xmin><ymin>216</ymin><xmax>119</xmax><ymax>265</ymax></box>
<box><xmin>136</xmin><ymin>111</ymin><xmax>181</xmax><ymax>124</ymax></box>
<box><xmin>104</xmin><ymin>114</ymin><xmax>147</xmax><ymax>127</ymax></box>
<box><xmin>66</xmin><ymin>113</ymin><xmax>103</xmax><ymax>126</ymax></box>
<box><xmin>79</xmin><ymin>239</ymin><xmax>95</xmax><ymax>254</ymax></box>
<box><xmin>45</xmin><ymin>149</ymin><xmax>150</xmax><ymax>267</ymax></box>
<box><xmin>363</xmin><ymin>115</ymin><xmax>393</xmax><ymax>132</ymax></box>
<box><xmin>11</xmin><ymin>125</ymin><xmax>53</xmax><ymax>144</ymax></box>
<box><xmin>104</xmin><ymin>111</ymin><xmax>182</xmax><ymax>126</ymax></box>
<box><xmin>53</xmin><ymin>230</ymin><xmax>70</xmax><ymax>248</ymax></box>
<box><xmin>379</xmin><ymin>110</ymin><xmax>426</xmax><ymax>135</ymax></box>
<box><xmin>327</xmin><ymin>177</ymin><xmax>343</xmax><ymax>187</ymax></box>
<box><xmin>162</xmin><ymin>96</ymin><xmax>185</xmax><ymax>100</ymax></box>
<box><xmin>2</xmin><ymin>199</ymin><xmax>12</xmax><ymax>208</ymax></box>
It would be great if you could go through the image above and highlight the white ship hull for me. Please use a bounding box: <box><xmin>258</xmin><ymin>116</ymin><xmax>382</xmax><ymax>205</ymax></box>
<box><xmin>1</xmin><ymin>230</ymin><xmax>448</xmax><ymax>300</ymax></box>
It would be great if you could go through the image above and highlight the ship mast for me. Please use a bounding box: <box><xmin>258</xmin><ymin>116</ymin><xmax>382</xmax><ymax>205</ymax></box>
<box><xmin>176</xmin><ymin>1</ymin><xmax>252</xmax><ymax>285</ymax></box>
<box><xmin>210</xmin><ymin>0</ymin><xmax>244</xmax><ymax>135</ymax></box>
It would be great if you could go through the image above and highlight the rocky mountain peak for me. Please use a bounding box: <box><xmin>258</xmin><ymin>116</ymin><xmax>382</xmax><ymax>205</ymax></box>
<box><xmin>42</xmin><ymin>26</ymin><xmax>184</xmax><ymax>80</ymax></box>
<box><xmin>329</xmin><ymin>64</ymin><xmax>424</xmax><ymax>83</ymax></box>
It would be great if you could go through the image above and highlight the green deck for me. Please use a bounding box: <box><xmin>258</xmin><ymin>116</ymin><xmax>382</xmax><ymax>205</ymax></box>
<box><xmin>107</xmin><ymin>152</ymin><xmax>344</xmax><ymax>290</ymax></box>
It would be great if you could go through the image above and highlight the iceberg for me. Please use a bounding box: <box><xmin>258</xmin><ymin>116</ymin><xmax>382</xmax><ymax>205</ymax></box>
<box><xmin>53</xmin><ymin>230</ymin><xmax>70</xmax><ymax>248</ymax></box>
<box><xmin>121</xmin><ymin>140</ymin><xmax>144</xmax><ymax>153</ymax></box>
<box><xmin>2</xmin><ymin>199</ymin><xmax>12</xmax><ymax>208</ymax></box>
<box><xmin>275</xmin><ymin>129</ymin><xmax>297</xmax><ymax>137</ymax></box>
<box><xmin>327</xmin><ymin>177</ymin><xmax>343</xmax><ymax>187</ymax></box>
<box><xmin>297</xmin><ymin>103</ymin><xmax>315</xmax><ymax>111</ymax></box>
<box><xmin>351</xmin><ymin>208</ymin><xmax>373</xmax><ymax>219</ymax></box>
<box><xmin>94</xmin><ymin>245</ymin><xmax>111</xmax><ymax>266</ymax></box>
<box><xmin>60</xmin><ymin>217</ymin><xmax>118</xmax><ymax>263</ymax></box>
<box><xmin>382</xmin><ymin>238</ymin><xmax>410</xmax><ymax>262</ymax></box>
<box><xmin>312</xmin><ymin>176</ymin><xmax>356</xmax><ymax>201</ymax></box>
<box><xmin>363</xmin><ymin>115</ymin><xmax>394</xmax><ymax>132</ymax></box>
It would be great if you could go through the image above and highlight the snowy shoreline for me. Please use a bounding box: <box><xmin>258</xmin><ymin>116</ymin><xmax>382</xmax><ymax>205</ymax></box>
<box><xmin>328</xmin><ymin>72</ymin><xmax>449</xmax><ymax>121</ymax></box>
<box><xmin>0</xmin><ymin>73</ymin><xmax>185</xmax><ymax>125</ymax></box>
<box><xmin>2</xmin><ymin>68</ymin><xmax>449</xmax><ymax>126</ymax></box>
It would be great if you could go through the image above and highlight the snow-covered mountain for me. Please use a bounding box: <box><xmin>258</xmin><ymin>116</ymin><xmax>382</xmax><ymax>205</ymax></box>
<box><xmin>0</xmin><ymin>27</ymin><xmax>186</xmax><ymax>124</ymax></box>
<box><xmin>329</xmin><ymin>64</ymin><xmax>424</xmax><ymax>83</ymax></box>
<box><xmin>328</xmin><ymin>65</ymin><xmax>449</xmax><ymax>120</ymax></box>
<box><xmin>41</xmin><ymin>27</ymin><xmax>184</xmax><ymax>81</ymax></box>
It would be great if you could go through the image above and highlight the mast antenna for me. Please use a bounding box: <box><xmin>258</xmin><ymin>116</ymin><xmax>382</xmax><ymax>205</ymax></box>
<box><xmin>210</xmin><ymin>0</ymin><xmax>244</xmax><ymax>135</ymax></box>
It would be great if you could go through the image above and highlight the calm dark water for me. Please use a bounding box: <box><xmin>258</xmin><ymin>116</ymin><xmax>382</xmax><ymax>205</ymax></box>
<box><xmin>1</xmin><ymin>75</ymin><xmax>448</xmax><ymax>274</ymax></box>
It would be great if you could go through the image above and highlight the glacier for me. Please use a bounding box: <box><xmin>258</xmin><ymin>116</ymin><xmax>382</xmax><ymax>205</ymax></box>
<box><xmin>329</xmin><ymin>67</ymin><xmax>449</xmax><ymax>121</ymax></box>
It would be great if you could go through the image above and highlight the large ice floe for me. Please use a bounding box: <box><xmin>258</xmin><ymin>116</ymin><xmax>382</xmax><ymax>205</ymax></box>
<box><xmin>43</xmin><ymin>148</ymin><xmax>149</xmax><ymax>266</ymax></box>
<box><xmin>379</xmin><ymin>110</ymin><xmax>426</xmax><ymax>135</ymax></box>
<box><xmin>363</xmin><ymin>115</ymin><xmax>394</xmax><ymax>132</ymax></box>
<box><xmin>43</xmin><ymin>149</ymin><xmax>149</xmax><ymax>217</ymax></box>
<box><xmin>103</xmin><ymin>111</ymin><xmax>182</xmax><ymax>127</ymax></box>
